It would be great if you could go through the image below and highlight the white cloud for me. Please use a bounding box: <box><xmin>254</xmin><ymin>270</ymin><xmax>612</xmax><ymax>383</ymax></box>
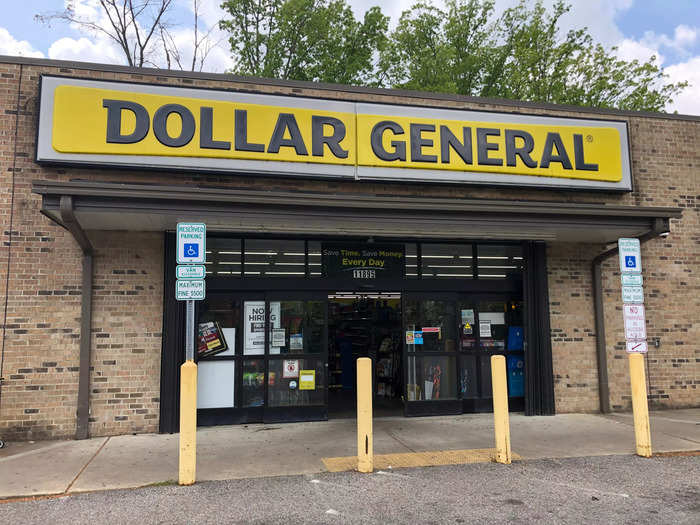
<box><xmin>556</xmin><ymin>0</ymin><xmax>633</xmax><ymax>46</ymax></box>
<box><xmin>48</xmin><ymin>36</ymin><xmax>124</xmax><ymax>64</ymax></box>
<box><xmin>665</xmin><ymin>56</ymin><xmax>700</xmax><ymax>115</ymax></box>
<box><xmin>0</xmin><ymin>27</ymin><xmax>45</xmax><ymax>58</ymax></box>
<box><xmin>610</xmin><ymin>23</ymin><xmax>700</xmax><ymax>114</ymax></box>
<box><xmin>635</xmin><ymin>25</ymin><xmax>699</xmax><ymax>58</ymax></box>
<box><xmin>672</xmin><ymin>24</ymin><xmax>697</xmax><ymax>48</ymax></box>
<box><xmin>616</xmin><ymin>38</ymin><xmax>663</xmax><ymax>64</ymax></box>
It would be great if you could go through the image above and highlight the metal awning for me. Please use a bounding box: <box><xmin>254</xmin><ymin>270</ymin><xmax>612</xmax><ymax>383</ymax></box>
<box><xmin>32</xmin><ymin>180</ymin><xmax>682</xmax><ymax>243</ymax></box>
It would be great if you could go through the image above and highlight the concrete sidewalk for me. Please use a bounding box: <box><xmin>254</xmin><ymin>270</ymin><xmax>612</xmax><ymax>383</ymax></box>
<box><xmin>1</xmin><ymin>409</ymin><xmax>698</xmax><ymax>500</ymax></box>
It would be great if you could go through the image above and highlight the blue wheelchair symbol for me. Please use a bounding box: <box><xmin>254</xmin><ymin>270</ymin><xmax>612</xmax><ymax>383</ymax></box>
<box><xmin>625</xmin><ymin>255</ymin><xmax>636</xmax><ymax>268</ymax></box>
<box><xmin>184</xmin><ymin>243</ymin><xmax>199</xmax><ymax>258</ymax></box>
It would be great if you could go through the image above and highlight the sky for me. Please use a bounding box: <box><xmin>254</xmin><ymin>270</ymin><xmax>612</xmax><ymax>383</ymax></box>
<box><xmin>0</xmin><ymin>1</ymin><xmax>698</xmax><ymax>114</ymax></box>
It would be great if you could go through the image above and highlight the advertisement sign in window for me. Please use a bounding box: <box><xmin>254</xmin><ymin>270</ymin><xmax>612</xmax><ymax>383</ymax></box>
<box><xmin>244</xmin><ymin>301</ymin><xmax>280</xmax><ymax>355</ymax></box>
<box><xmin>322</xmin><ymin>242</ymin><xmax>405</xmax><ymax>280</ymax></box>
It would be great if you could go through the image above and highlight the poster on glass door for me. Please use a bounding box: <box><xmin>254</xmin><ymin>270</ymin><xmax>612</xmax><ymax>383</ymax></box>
<box><xmin>244</xmin><ymin>301</ymin><xmax>281</xmax><ymax>354</ymax></box>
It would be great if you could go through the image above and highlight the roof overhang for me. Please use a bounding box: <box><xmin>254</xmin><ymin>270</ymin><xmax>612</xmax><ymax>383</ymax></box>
<box><xmin>32</xmin><ymin>180</ymin><xmax>682</xmax><ymax>243</ymax></box>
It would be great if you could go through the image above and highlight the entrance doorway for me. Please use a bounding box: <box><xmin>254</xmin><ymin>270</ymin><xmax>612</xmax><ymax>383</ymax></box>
<box><xmin>327</xmin><ymin>292</ymin><xmax>403</xmax><ymax>418</ymax></box>
<box><xmin>161</xmin><ymin>235</ymin><xmax>544</xmax><ymax>433</ymax></box>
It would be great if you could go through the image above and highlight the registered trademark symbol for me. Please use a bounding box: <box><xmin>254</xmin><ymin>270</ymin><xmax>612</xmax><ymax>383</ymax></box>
<box><xmin>586</xmin><ymin>134</ymin><xmax>594</xmax><ymax>142</ymax></box>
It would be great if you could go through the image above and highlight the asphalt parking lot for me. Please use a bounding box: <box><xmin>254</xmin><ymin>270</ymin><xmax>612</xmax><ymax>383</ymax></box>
<box><xmin>1</xmin><ymin>454</ymin><xmax>698</xmax><ymax>524</ymax></box>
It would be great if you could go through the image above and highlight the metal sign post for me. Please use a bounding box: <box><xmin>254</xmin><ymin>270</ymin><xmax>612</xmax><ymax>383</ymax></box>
<box><xmin>177</xmin><ymin>222</ymin><xmax>206</xmax><ymax>486</ymax></box>
<box><xmin>618</xmin><ymin>237</ymin><xmax>651</xmax><ymax>457</ymax></box>
<box><xmin>186</xmin><ymin>300</ymin><xmax>195</xmax><ymax>361</ymax></box>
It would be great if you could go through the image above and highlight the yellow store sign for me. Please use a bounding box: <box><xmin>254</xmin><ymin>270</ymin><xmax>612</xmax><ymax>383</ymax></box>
<box><xmin>37</xmin><ymin>76</ymin><xmax>632</xmax><ymax>191</ymax></box>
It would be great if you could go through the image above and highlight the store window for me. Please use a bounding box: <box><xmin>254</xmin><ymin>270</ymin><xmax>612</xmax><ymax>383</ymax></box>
<box><xmin>404</xmin><ymin>299</ymin><xmax>457</xmax><ymax>352</ymax></box>
<box><xmin>308</xmin><ymin>241</ymin><xmax>322</xmax><ymax>277</ymax></box>
<box><xmin>467</xmin><ymin>299</ymin><xmax>525</xmax><ymax>400</ymax></box>
<box><xmin>267</xmin><ymin>299</ymin><xmax>325</xmax><ymax>407</ymax></box>
<box><xmin>268</xmin><ymin>300</ymin><xmax>325</xmax><ymax>355</ymax></box>
<box><xmin>242</xmin><ymin>359</ymin><xmax>265</xmax><ymax>407</ymax></box>
<box><xmin>195</xmin><ymin>296</ymin><xmax>241</xmax><ymax>409</ymax></box>
<box><xmin>477</xmin><ymin>244</ymin><xmax>524</xmax><ymax>279</ymax></box>
<box><xmin>406</xmin><ymin>355</ymin><xmax>457</xmax><ymax>400</ymax></box>
<box><xmin>405</xmin><ymin>243</ymin><xmax>418</xmax><ymax>278</ymax></box>
<box><xmin>203</xmin><ymin>238</ymin><xmax>524</xmax><ymax>282</ymax></box>
<box><xmin>267</xmin><ymin>358</ymin><xmax>325</xmax><ymax>406</ymax></box>
<box><xmin>405</xmin><ymin>297</ymin><xmax>458</xmax><ymax>400</ymax></box>
<box><xmin>244</xmin><ymin>239</ymin><xmax>305</xmax><ymax>277</ymax></box>
<box><xmin>420</xmin><ymin>244</ymin><xmax>473</xmax><ymax>279</ymax></box>
<box><xmin>206</xmin><ymin>238</ymin><xmax>242</xmax><ymax>277</ymax></box>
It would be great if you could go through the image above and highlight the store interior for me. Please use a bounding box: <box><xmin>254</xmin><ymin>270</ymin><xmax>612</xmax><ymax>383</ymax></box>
<box><xmin>327</xmin><ymin>292</ymin><xmax>404</xmax><ymax>417</ymax></box>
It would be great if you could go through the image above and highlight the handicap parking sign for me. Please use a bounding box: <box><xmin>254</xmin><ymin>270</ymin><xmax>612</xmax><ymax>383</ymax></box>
<box><xmin>177</xmin><ymin>223</ymin><xmax>206</xmax><ymax>264</ymax></box>
<box><xmin>618</xmin><ymin>238</ymin><xmax>641</xmax><ymax>274</ymax></box>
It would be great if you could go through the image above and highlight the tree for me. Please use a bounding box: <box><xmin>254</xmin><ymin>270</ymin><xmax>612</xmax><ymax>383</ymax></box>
<box><xmin>380</xmin><ymin>0</ymin><xmax>687</xmax><ymax>112</ymax></box>
<box><xmin>218</xmin><ymin>0</ymin><xmax>389</xmax><ymax>84</ymax></box>
<box><xmin>376</xmin><ymin>2</ymin><xmax>455</xmax><ymax>93</ymax></box>
<box><xmin>36</xmin><ymin>0</ymin><xmax>218</xmax><ymax>71</ymax></box>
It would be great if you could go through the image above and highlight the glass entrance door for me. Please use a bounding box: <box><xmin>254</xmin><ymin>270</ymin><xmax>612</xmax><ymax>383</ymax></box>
<box><xmin>263</xmin><ymin>292</ymin><xmax>328</xmax><ymax>422</ymax></box>
<box><xmin>403</xmin><ymin>293</ymin><xmax>462</xmax><ymax>416</ymax></box>
<box><xmin>458</xmin><ymin>296</ymin><xmax>525</xmax><ymax>412</ymax></box>
<box><xmin>403</xmin><ymin>293</ymin><xmax>525</xmax><ymax>416</ymax></box>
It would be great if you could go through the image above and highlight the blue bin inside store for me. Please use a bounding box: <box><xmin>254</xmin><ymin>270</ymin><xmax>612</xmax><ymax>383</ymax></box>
<box><xmin>506</xmin><ymin>354</ymin><xmax>524</xmax><ymax>397</ymax></box>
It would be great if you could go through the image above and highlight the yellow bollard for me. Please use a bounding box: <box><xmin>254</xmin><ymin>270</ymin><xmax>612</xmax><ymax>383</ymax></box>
<box><xmin>491</xmin><ymin>355</ymin><xmax>512</xmax><ymax>464</ymax></box>
<box><xmin>628</xmin><ymin>353</ymin><xmax>652</xmax><ymax>457</ymax></box>
<box><xmin>179</xmin><ymin>360</ymin><xmax>198</xmax><ymax>485</ymax></box>
<box><xmin>356</xmin><ymin>357</ymin><xmax>373</xmax><ymax>473</ymax></box>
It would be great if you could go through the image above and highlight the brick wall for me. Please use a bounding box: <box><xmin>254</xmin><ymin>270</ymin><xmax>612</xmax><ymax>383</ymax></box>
<box><xmin>547</xmin><ymin>242</ymin><xmax>601</xmax><ymax>413</ymax></box>
<box><xmin>0</xmin><ymin>59</ymin><xmax>697</xmax><ymax>439</ymax></box>
<box><xmin>88</xmin><ymin>231</ymin><xmax>163</xmax><ymax>437</ymax></box>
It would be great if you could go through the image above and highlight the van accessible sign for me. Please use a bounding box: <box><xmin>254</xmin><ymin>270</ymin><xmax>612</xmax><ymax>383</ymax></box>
<box><xmin>36</xmin><ymin>76</ymin><xmax>632</xmax><ymax>191</ymax></box>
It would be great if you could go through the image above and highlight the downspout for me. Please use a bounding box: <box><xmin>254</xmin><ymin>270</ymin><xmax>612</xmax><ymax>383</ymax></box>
<box><xmin>59</xmin><ymin>196</ymin><xmax>94</xmax><ymax>440</ymax></box>
<box><xmin>592</xmin><ymin>217</ymin><xmax>670</xmax><ymax>414</ymax></box>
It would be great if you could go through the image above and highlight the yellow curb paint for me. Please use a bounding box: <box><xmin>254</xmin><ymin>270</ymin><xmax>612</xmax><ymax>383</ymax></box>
<box><xmin>491</xmin><ymin>355</ymin><xmax>512</xmax><ymax>464</ymax></box>
<box><xmin>323</xmin><ymin>448</ymin><xmax>522</xmax><ymax>473</ymax></box>
<box><xmin>629</xmin><ymin>353</ymin><xmax>652</xmax><ymax>457</ymax></box>
<box><xmin>179</xmin><ymin>360</ymin><xmax>197</xmax><ymax>485</ymax></box>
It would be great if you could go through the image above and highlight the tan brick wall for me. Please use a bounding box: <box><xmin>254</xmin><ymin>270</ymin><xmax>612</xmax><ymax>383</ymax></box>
<box><xmin>548</xmin><ymin>242</ymin><xmax>601</xmax><ymax>413</ymax></box>
<box><xmin>88</xmin><ymin>231</ymin><xmax>163</xmax><ymax>437</ymax></box>
<box><xmin>0</xmin><ymin>59</ymin><xmax>697</xmax><ymax>439</ymax></box>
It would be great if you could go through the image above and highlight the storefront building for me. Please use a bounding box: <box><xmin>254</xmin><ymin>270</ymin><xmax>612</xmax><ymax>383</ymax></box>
<box><xmin>0</xmin><ymin>56</ymin><xmax>696</xmax><ymax>440</ymax></box>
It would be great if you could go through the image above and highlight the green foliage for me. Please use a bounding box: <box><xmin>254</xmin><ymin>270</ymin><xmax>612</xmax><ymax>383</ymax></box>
<box><xmin>219</xmin><ymin>0</ymin><xmax>388</xmax><ymax>84</ymax></box>
<box><xmin>218</xmin><ymin>0</ymin><xmax>687</xmax><ymax>112</ymax></box>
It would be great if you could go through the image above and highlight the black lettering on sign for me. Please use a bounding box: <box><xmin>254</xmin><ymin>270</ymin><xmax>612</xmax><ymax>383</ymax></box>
<box><xmin>235</xmin><ymin>109</ymin><xmax>265</xmax><ymax>152</ymax></box>
<box><xmin>410</xmin><ymin>123</ymin><xmax>437</xmax><ymax>162</ymax></box>
<box><xmin>268</xmin><ymin>113</ymin><xmax>308</xmax><ymax>155</ymax></box>
<box><xmin>311</xmin><ymin>116</ymin><xmax>348</xmax><ymax>158</ymax></box>
<box><xmin>371</xmin><ymin>121</ymin><xmax>406</xmax><ymax>161</ymax></box>
<box><xmin>505</xmin><ymin>130</ymin><xmax>537</xmax><ymax>168</ymax></box>
<box><xmin>200</xmin><ymin>107</ymin><xmax>231</xmax><ymax>150</ymax></box>
<box><xmin>574</xmin><ymin>134</ymin><xmax>598</xmax><ymax>171</ymax></box>
<box><xmin>476</xmin><ymin>128</ymin><xmax>503</xmax><ymax>166</ymax></box>
<box><xmin>103</xmin><ymin>99</ymin><xmax>150</xmax><ymax>144</ymax></box>
<box><xmin>440</xmin><ymin>126</ymin><xmax>472</xmax><ymax>165</ymax></box>
<box><xmin>153</xmin><ymin>104</ymin><xmax>195</xmax><ymax>147</ymax></box>
<box><xmin>540</xmin><ymin>132</ymin><xmax>572</xmax><ymax>169</ymax></box>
